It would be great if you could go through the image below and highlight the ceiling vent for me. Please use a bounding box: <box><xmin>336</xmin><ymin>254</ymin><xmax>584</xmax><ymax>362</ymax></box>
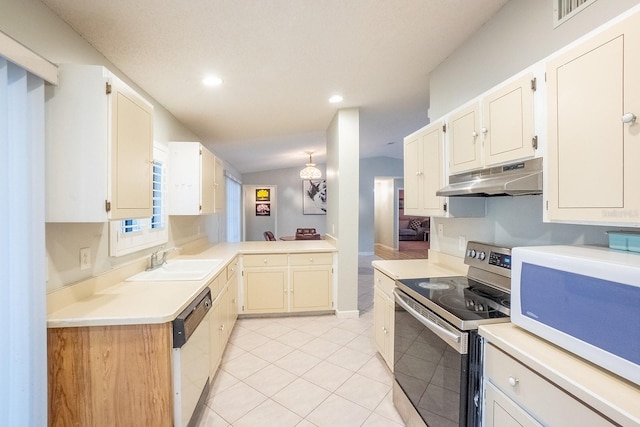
<box><xmin>554</xmin><ymin>0</ymin><xmax>598</xmax><ymax>27</ymax></box>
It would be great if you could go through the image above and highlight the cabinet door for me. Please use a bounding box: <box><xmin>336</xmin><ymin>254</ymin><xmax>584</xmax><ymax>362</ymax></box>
<box><xmin>404</xmin><ymin>121</ymin><xmax>446</xmax><ymax>217</ymax></box>
<box><xmin>373</xmin><ymin>288</ymin><xmax>393</xmax><ymax>370</ymax></box>
<box><xmin>484</xmin><ymin>382</ymin><xmax>543</xmax><ymax>427</ymax></box>
<box><xmin>546</xmin><ymin>13</ymin><xmax>640</xmax><ymax>224</ymax></box>
<box><xmin>209</xmin><ymin>293</ymin><xmax>223</xmax><ymax>377</ymax></box>
<box><xmin>244</xmin><ymin>269</ymin><xmax>287</xmax><ymax>313</ymax></box>
<box><xmin>403</xmin><ymin>132</ymin><xmax>422</xmax><ymax>215</ymax></box>
<box><xmin>449</xmin><ymin>102</ymin><xmax>482</xmax><ymax>174</ymax></box>
<box><xmin>483</xmin><ymin>73</ymin><xmax>536</xmax><ymax>167</ymax></box>
<box><xmin>200</xmin><ymin>147</ymin><xmax>216</xmax><ymax>214</ymax></box>
<box><xmin>420</xmin><ymin>122</ymin><xmax>446</xmax><ymax>216</ymax></box>
<box><xmin>109</xmin><ymin>75</ymin><xmax>154</xmax><ymax>220</ymax></box>
<box><xmin>290</xmin><ymin>266</ymin><xmax>332</xmax><ymax>312</ymax></box>
<box><xmin>214</xmin><ymin>156</ymin><xmax>225</xmax><ymax>213</ymax></box>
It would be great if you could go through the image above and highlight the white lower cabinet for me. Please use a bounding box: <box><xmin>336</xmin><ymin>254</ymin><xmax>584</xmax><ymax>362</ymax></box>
<box><xmin>483</xmin><ymin>344</ymin><xmax>614</xmax><ymax>427</ymax></box>
<box><xmin>209</xmin><ymin>259</ymin><xmax>239</xmax><ymax>377</ymax></box>
<box><xmin>373</xmin><ymin>269</ymin><xmax>395</xmax><ymax>370</ymax></box>
<box><xmin>242</xmin><ymin>252</ymin><xmax>334</xmax><ymax>314</ymax></box>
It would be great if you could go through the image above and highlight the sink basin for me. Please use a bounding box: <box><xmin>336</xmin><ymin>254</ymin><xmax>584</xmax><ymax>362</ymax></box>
<box><xmin>126</xmin><ymin>259</ymin><xmax>223</xmax><ymax>281</ymax></box>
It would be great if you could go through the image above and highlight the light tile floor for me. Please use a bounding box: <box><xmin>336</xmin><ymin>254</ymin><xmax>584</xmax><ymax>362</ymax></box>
<box><xmin>198</xmin><ymin>255</ymin><xmax>406</xmax><ymax>427</ymax></box>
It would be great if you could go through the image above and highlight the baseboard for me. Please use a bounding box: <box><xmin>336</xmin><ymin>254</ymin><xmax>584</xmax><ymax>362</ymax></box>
<box><xmin>335</xmin><ymin>309</ymin><xmax>360</xmax><ymax>319</ymax></box>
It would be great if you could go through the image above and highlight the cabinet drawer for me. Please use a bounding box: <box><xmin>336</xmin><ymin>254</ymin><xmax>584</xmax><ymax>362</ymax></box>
<box><xmin>243</xmin><ymin>254</ymin><xmax>288</xmax><ymax>267</ymax></box>
<box><xmin>226</xmin><ymin>257</ymin><xmax>238</xmax><ymax>280</ymax></box>
<box><xmin>485</xmin><ymin>344</ymin><xmax>613</xmax><ymax>426</ymax></box>
<box><xmin>374</xmin><ymin>269</ymin><xmax>396</xmax><ymax>297</ymax></box>
<box><xmin>289</xmin><ymin>252</ymin><xmax>333</xmax><ymax>266</ymax></box>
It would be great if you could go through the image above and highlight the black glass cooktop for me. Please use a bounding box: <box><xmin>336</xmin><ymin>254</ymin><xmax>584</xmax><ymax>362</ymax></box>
<box><xmin>396</xmin><ymin>276</ymin><xmax>510</xmax><ymax>330</ymax></box>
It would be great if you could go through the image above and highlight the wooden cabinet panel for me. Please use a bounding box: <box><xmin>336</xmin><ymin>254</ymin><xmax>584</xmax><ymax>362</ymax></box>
<box><xmin>48</xmin><ymin>323</ymin><xmax>172</xmax><ymax>427</ymax></box>
<box><xmin>546</xmin><ymin>12</ymin><xmax>640</xmax><ymax>225</ymax></box>
<box><xmin>373</xmin><ymin>269</ymin><xmax>395</xmax><ymax>370</ymax></box>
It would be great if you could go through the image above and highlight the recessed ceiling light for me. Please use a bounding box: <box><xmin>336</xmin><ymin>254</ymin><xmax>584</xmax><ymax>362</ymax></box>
<box><xmin>203</xmin><ymin>76</ymin><xmax>223</xmax><ymax>87</ymax></box>
<box><xmin>329</xmin><ymin>95</ymin><xmax>343</xmax><ymax>103</ymax></box>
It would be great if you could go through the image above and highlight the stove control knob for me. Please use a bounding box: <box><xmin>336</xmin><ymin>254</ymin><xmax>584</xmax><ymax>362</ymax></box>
<box><xmin>470</xmin><ymin>249</ymin><xmax>477</xmax><ymax>258</ymax></box>
<box><xmin>478</xmin><ymin>251</ymin><xmax>486</xmax><ymax>260</ymax></box>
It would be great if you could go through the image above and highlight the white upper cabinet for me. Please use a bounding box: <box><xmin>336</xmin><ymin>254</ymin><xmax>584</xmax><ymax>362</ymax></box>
<box><xmin>168</xmin><ymin>141</ymin><xmax>220</xmax><ymax>215</ymax></box>
<box><xmin>404</xmin><ymin>120</ymin><xmax>446</xmax><ymax>216</ymax></box>
<box><xmin>449</xmin><ymin>102</ymin><xmax>483</xmax><ymax>174</ymax></box>
<box><xmin>482</xmin><ymin>73</ymin><xmax>536</xmax><ymax>167</ymax></box>
<box><xmin>546</xmin><ymin>8</ymin><xmax>640</xmax><ymax>226</ymax></box>
<box><xmin>46</xmin><ymin>64</ymin><xmax>154</xmax><ymax>222</ymax></box>
<box><xmin>448</xmin><ymin>73</ymin><xmax>537</xmax><ymax>175</ymax></box>
<box><xmin>404</xmin><ymin>120</ymin><xmax>485</xmax><ymax>218</ymax></box>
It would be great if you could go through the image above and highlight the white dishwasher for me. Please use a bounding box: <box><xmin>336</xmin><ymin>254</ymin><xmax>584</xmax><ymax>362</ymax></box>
<box><xmin>172</xmin><ymin>288</ymin><xmax>212</xmax><ymax>427</ymax></box>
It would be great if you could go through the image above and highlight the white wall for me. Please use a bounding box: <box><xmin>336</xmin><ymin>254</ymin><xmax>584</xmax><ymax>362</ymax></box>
<box><xmin>0</xmin><ymin>0</ymin><xmax>227</xmax><ymax>291</ymax></box>
<box><xmin>359</xmin><ymin>157</ymin><xmax>403</xmax><ymax>253</ymax></box>
<box><xmin>427</xmin><ymin>0</ymin><xmax>640</xmax><ymax>256</ymax></box>
<box><xmin>374</xmin><ymin>177</ymin><xmax>398</xmax><ymax>250</ymax></box>
<box><xmin>327</xmin><ymin>108</ymin><xmax>360</xmax><ymax>317</ymax></box>
<box><xmin>242</xmin><ymin>166</ymin><xmax>327</xmax><ymax>239</ymax></box>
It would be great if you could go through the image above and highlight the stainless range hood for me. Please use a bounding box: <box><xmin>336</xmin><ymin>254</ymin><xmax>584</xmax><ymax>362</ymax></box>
<box><xmin>436</xmin><ymin>158</ymin><xmax>542</xmax><ymax>197</ymax></box>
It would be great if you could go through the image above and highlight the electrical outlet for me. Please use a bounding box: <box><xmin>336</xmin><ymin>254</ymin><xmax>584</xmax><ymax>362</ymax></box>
<box><xmin>80</xmin><ymin>247</ymin><xmax>91</xmax><ymax>271</ymax></box>
<box><xmin>459</xmin><ymin>235</ymin><xmax>466</xmax><ymax>250</ymax></box>
<box><xmin>437</xmin><ymin>224</ymin><xmax>444</xmax><ymax>237</ymax></box>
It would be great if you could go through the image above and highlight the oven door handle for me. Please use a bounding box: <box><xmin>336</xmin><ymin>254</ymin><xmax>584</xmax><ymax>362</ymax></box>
<box><xmin>393</xmin><ymin>290</ymin><xmax>461</xmax><ymax>344</ymax></box>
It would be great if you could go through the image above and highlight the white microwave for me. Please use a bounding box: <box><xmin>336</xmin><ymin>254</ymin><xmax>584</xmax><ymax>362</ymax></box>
<box><xmin>511</xmin><ymin>245</ymin><xmax>640</xmax><ymax>386</ymax></box>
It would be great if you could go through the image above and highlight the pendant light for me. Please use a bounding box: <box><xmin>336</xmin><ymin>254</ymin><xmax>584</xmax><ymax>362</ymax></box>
<box><xmin>299</xmin><ymin>152</ymin><xmax>322</xmax><ymax>179</ymax></box>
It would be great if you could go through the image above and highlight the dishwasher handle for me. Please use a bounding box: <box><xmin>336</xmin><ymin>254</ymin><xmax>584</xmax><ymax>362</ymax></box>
<box><xmin>173</xmin><ymin>287</ymin><xmax>212</xmax><ymax>348</ymax></box>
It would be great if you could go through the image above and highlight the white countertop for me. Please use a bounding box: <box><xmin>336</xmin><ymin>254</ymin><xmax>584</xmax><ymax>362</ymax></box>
<box><xmin>480</xmin><ymin>323</ymin><xmax>640</xmax><ymax>427</ymax></box>
<box><xmin>371</xmin><ymin>251</ymin><xmax>468</xmax><ymax>279</ymax></box>
<box><xmin>47</xmin><ymin>240</ymin><xmax>336</xmax><ymax>328</ymax></box>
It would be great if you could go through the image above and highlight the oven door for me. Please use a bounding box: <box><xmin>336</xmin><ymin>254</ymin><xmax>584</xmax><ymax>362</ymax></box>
<box><xmin>393</xmin><ymin>289</ymin><xmax>469</xmax><ymax>427</ymax></box>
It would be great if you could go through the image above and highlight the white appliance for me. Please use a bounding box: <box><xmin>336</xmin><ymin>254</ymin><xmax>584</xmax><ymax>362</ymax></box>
<box><xmin>172</xmin><ymin>288</ymin><xmax>212</xmax><ymax>427</ymax></box>
<box><xmin>511</xmin><ymin>245</ymin><xmax>640</xmax><ymax>386</ymax></box>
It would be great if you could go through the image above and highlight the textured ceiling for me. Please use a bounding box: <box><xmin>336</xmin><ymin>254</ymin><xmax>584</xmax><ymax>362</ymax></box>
<box><xmin>40</xmin><ymin>0</ymin><xmax>508</xmax><ymax>173</ymax></box>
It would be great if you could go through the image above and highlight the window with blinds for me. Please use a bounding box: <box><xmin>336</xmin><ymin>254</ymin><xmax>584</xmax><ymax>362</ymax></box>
<box><xmin>554</xmin><ymin>0</ymin><xmax>597</xmax><ymax>27</ymax></box>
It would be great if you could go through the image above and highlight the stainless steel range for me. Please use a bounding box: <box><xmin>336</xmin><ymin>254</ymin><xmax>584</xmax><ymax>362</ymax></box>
<box><xmin>393</xmin><ymin>241</ymin><xmax>512</xmax><ymax>427</ymax></box>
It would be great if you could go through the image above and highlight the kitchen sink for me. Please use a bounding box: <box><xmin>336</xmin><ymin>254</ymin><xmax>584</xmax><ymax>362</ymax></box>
<box><xmin>126</xmin><ymin>259</ymin><xmax>223</xmax><ymax>281</ymax></box>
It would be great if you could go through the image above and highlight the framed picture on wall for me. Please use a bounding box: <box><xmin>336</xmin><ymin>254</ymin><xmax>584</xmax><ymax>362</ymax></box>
<box><xmin>256</xmin><ymin>203</ymin><xmax>270</xmax><ymax>216</ymax></box>
<box><xmin>303</xmin><ymin>179</ymin><xmax>326</xmax><ymax>215</ymax></box>
<box><xmin>256</xmin><ymin>188</ymin><xmax>270</xmax><ymax>202</ymax></box>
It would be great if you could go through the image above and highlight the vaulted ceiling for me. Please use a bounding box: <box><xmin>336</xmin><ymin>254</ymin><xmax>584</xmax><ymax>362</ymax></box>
<box><xmin>40</xmin><ymin>0</ymin><xmax>509</xmax><ymax>173</ymax></box>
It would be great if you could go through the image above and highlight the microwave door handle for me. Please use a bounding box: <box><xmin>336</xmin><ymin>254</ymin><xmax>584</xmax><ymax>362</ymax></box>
<box><xmin>393</xmin><ymin>290</ymin><xmax>461</xmax><ymax>345</ymax></box>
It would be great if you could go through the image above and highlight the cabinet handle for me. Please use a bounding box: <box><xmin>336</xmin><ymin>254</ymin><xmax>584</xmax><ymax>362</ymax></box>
<box><xmin>220</xmin><ymin>324</ymin><xmax>225</xmax><ymax>331</ymax></box>
<box><xmin>263</xmin><ymin>259</ymin><xmax>268</xmax><ymax>264</ymax></box>
<box><xmin>309</xmin><ymin>258</ymin><xmax>314</xmax><ymax>262</ymax></box>
<box><xmin>481</xmin><ymin>127</ymin><xmax>488</xmax><ymax>134</ymax></box>
<box><xmin>416</xmin><ymin>171</ymin><xmax>423</xmax><ymax>176</ymax></box>
<box><xmin>508</xmin><ymin>377</ymin><xmax>519</xmax><ymax>387</ymax></box>
<box><xmin>472</xmin><ymin>131</ymin><xmax>478</xmax><ymax>138</ymax></box>
<box><xmin>622</xmin><ymin>112</ymin><xmax>637</xmax><ymax>124</ymax></box>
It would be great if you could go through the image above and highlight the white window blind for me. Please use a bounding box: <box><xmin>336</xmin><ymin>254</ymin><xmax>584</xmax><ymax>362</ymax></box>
<box><xmin>0</xmin><ymin>56</ymin><xmax>48</xmax><ymax>426</ymax></box>
<box><xmin>226</xmin><ymin>174</ymin><xmax>242</xmax><ymax>242</ymax></box>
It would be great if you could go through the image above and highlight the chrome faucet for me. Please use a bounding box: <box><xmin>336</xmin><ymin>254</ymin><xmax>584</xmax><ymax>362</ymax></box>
<box><xmin>148</xmin><ymin>247</ymin><xmax>169</xmax><ymax>271</ymax></box>
<box><xmin>147</xmin><ymin>246</ymin><xmax>181</xmax><ymax>271</ymax></box>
